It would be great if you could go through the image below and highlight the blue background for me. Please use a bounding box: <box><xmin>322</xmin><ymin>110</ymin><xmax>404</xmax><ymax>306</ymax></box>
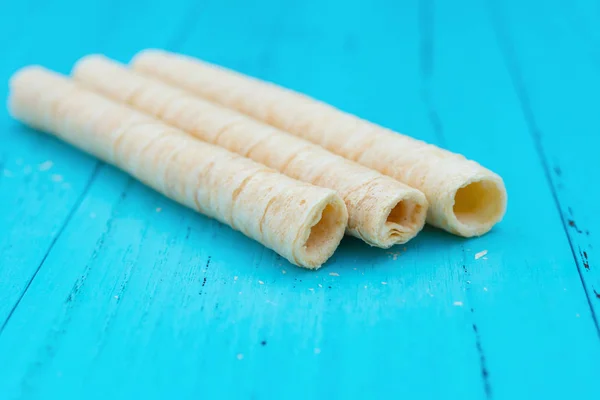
<box><xmin>1</xmin><ymin>0</ymin><xmax>599</xmax><ymax>398</ymax></box>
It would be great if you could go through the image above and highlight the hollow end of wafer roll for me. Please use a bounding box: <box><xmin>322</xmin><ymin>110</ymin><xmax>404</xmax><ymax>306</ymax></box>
<box><xmin>447</xmin><ymin>175</ymin><xmax>507</xmax><ymax>237</ymax></box>
<box><xmin>377</xmin><ymin>190</ymin><xmax>428</xmax><ymax>248</ymax></box>
<box><xmin>294</xmin><ymin>193</ymin><xmax>347</xmax><ymax>269</ymax></box>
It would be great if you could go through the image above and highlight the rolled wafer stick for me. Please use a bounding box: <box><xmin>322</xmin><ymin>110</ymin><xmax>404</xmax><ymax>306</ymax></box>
<box><xmin>73</xmin><ymin>55</ymin><xmax>428</xmax><ymax>248</ymax></box>
<box><xmin>132</xmin><ymin>50</ymin><xmax>507</xmax><ymax>237</ymax></box>
<box><xmin>8</xmin><ymin>66</ymin><xmax>348</xmax><ymax>269</ymax></box>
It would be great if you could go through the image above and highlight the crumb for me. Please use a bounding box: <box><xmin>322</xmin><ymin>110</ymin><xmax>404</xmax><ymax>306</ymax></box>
<box><xmin>51</xmin><ymin>174</ymin><xmax>63</xmax><ymax>182</ymax></box>
<box><xmin>329</xmin><ymin>272</ymin><xmax>339</xmax><ymax>277</ymax></box>
<box><xmin>318</xmin><ymin>284</ymin><xmax>323</xmax><ymax>288</ymax></box>
<box><xmin>453</xmin><ymin>301</ymin><xmax>463</xmax><ymax>306</ymax></box>
<box><xmin>114</xmin><ymin>295</ymin><xmax>119</xmax><ymax>300</ymax></box>
<box><xmin>308</xmin><ymin>288</ymin><xmax>314</xmax><ymax>292</ymax></box>
<box><xmin>483</xmin><ymin>287</ymin><xmax>488</xmax><ymax>292</ymax></box>
<box><xmin>155</xmin><ymin>207</ymin><xmax>162</xmax><ymax>212</ymax></box>
<box><xmin>281</xmin><ymin>270</ymin><xmax>286</xmax><ymax>274</ymax></box>
<box><xmin>258</xmin><ymin>280</ymin><xmax>264</xmax><ymax>285</ymax></box>
<box><xmin>475</xmin><ymin>250</ymin><xmax>488</xmax><ymax>260</ymax></box>
<box><xmin>236</xmin><ymin>353</ymin><xmax>244</xmax><ymax>360</ymax></box>
<box><xmin>364</xmin><ymin>285</ymin><xmax>367</xmax><ymax>289</ymax></box>
<box><xmin>381</xmin><ymin>282</ymin><xmax>388</xmax><ymax>285</ymax></box>
<box><xmin>38</xmin><ymin>160</ymin><xmax>53</xmax><ymax>171</ymax></box>
<box><xmin>314</xmin><ymin>348</ymin><xmax>321</xmax><ymax>355</ymax></box>
<box><xmin>353</xmin><ymin>267</ymin><xmax>357</xmax><ymax>270</ymax></box>
<box><xmin>234</xmin><ymin>276</ymin><xmax>238</xmax><ymax>281</ymax></box>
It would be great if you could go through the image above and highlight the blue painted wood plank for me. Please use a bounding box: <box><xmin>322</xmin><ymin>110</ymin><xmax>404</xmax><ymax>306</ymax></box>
<box><xmin>0</xmin><ymin>0</ymin><xmax>598</xmax><ymax>399</ymax></box>
<box><xmin>0</xmin><ymin>0</ymin><xmax>112</xmax><ymax>324</ymax></box>
<box><xmin>419</xmin><ymin>1</ymin><xmax>600</xmax><ymax>397</ymax></box>
<box><xmin>491</xmin><ymin>0</ymin><xmax>600</xmax><ymax>325</ymax></box>
<box><xmin>0</xmin><ymin>0</ymin><xmax>200</xmax><ymax>323</ymax></box>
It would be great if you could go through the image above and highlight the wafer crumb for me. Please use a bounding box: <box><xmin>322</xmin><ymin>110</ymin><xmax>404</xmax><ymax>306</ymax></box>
<box><xmin>475</xmin><ymin>250</ymin><xmax>488</xmax><ymax>260</ymax></box>
<box><xmin>51</xmin><ymin>174</ymin><xmax>63</xmax><ymax>182</ymax></box>
<box><xmin>329</xmin><ymin>272</ymin><xmax>339</xmax><ymax>276</ymax></box>
<box><xmin>38</xmin><ymin>160</ymin><xmax>53</xmax><ymax>171</ymax></box>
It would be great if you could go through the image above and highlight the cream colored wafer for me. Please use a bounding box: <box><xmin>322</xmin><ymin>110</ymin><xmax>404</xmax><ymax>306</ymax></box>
<box><xmin>8</xmin><ymin>66</ymin><xmax>347</xmax><ymax>269</ymax></box>
<box><xmin>74</xmin><ymin>55</ymin><xmax>428</xmax><ymax>247</ymax></box>
<box><xmin>132</xmin><ymin>49</ymin><xmax>507</xmax><ymax>237</ymax></box>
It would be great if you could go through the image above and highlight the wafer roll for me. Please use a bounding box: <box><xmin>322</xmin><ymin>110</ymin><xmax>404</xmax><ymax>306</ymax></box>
<box><xmin>132</xmin><ymin>49</ymin><xmax>507</xmax><ymax>237</ymax></box>
<box><xmin>8</xmin><ymin>66</ymin><xmax>347</xmax><ymax>268</ymax></box>
<box><xmin>73</xmin><ymin>55</ymin><xmax>428</xmax><ymax>247</ymax></box>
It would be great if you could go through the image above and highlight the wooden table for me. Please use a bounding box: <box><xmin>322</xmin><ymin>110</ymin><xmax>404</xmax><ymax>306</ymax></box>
<box><xmin>1</xmin><ymin>0</ymin><xmax>598</xmax><ymax>398</ymax></box>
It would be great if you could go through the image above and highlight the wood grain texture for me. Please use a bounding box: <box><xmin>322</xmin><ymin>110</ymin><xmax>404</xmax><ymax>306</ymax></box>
<box><xmin>0</xmin><ymin>0</ymin><xmax>598</xmax><ymax>399</ymax></box>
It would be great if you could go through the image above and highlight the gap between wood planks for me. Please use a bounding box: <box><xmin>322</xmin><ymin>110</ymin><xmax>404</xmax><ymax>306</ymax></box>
<box><xmin>418</xmin><ymin>2</ymin><xmax>492</xmax><ymax>397</ymax></box>
<box><xmin>488</xmin><ymin>1</ymin><xmax>600</xmax><ymax>340</ymax></box>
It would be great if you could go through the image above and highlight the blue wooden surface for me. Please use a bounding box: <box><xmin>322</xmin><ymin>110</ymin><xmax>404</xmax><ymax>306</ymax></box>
<box><xmin>0</xmin><ymin>0</ymin><xmax>598</xmax><ymax>398</ymax></box>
